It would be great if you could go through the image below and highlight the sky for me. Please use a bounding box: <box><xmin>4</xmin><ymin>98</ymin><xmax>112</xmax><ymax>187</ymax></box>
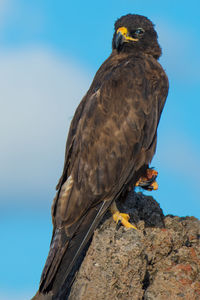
<box><xmin>0</xmin><ymin>1</ymin><xmax>200</xmax><ymax>299</ymax></box>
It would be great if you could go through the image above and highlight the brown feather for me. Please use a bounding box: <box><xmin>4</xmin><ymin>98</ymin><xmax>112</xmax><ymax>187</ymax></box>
<box><xmin>37</xmin><ymin>14</ymin><xmax>169</xmax><ymax>299</ymax></box>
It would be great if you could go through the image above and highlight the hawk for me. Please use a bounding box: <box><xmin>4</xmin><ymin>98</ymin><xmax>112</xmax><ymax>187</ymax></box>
<box><xmin>33</xmin><ymin>14</ymin><xmax>169</xmax><ymax>300</ymax></box>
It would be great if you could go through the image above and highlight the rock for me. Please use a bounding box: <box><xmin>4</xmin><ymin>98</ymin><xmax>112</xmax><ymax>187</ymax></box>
<box><xmin>69</xmin><ymin>192</ymin><xmax>200</xmax><ymax>300</ymax></box>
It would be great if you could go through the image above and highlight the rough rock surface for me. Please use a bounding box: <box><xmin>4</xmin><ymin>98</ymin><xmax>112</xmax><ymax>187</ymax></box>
<box><xmin>69</xmin><ymin>192</ymin><xmax>200</xmax><ymax>300</ymax></box>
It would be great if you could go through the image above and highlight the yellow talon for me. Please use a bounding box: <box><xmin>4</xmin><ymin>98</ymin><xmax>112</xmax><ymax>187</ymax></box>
<box><xmin>113</xmin><ymin>212</ymin><xmax>137</xmax><ymax>229</ymax></box>
<box><xmin>110</xmin><ymin>201</ymin><xmax>137</xmax><ymax>230</ymax></box>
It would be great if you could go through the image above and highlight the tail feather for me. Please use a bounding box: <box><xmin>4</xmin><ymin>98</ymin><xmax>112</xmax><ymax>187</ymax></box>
<box><xmin>39</xmin><ymin>199</ymin><xmax>112</xmax><ymax>299</ymax></box>
<box><xmin>39</xmin><ymin>228</ymin><xmax>70</xmax><ymax>292</ymax></box>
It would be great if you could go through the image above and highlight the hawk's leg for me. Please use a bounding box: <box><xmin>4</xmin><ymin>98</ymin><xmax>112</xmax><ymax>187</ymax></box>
<box><xmin>136</xmin><ymin>168</ymin><xmax>158</xmax><ymax>191</ymax></box>
<box><xmin>110</xmin><ymin>201</ymin><xmax>137</xmax><ymax>230</ymax></box>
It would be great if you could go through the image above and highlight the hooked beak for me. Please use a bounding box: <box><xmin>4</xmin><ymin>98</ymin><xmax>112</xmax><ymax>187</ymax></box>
<box><xmin>115</xmin><ymin>27</ymin><xmax>139</xmax><ymax>50</ymax></box>
<box><xmin>115</xmin><ymin>31</ymin><xmax>126</xmax><ymax>49</ymax></box>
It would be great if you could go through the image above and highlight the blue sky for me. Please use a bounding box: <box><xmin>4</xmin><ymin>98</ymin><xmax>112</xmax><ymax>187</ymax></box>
<box><xmin>1</xmin><ymin>1</ymin><xmax>200</xmax><ymax>299</ymax></box>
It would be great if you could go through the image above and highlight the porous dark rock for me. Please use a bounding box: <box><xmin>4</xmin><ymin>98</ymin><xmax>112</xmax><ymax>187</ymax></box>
<box><xmin>69</xmin><ymin>192</ymin><xmax>200</xmax><ymax>300</ymax></box>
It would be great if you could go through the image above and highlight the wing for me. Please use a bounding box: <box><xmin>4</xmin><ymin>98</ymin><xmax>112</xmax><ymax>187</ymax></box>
<box><xmin>55</xmin><ymin>95</ymin><xmax>88</xmax><ymax>192</ymax></box>
<box><xmin>54</xmin><ymin>54</ymin><xmax>168</xmax><ymax>229</ymax></box>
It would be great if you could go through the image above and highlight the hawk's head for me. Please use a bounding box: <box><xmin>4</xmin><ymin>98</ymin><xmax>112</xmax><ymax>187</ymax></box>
<box><xmin>112</xmin><ymin>14</ymin><xmax>162</xmax><ymax>59</ymax></box>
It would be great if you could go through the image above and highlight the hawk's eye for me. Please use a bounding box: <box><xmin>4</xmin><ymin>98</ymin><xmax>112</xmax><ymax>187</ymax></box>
<box><xmin>134</xmin><ymin>28</ymin><xmax>145</xmax><ymax>35</ymax></box>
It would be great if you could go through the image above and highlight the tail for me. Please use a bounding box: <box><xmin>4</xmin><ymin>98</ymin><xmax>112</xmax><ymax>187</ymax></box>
<box><xmin>35</xmin><ymin>199</ymin><xmax>112</xmax><ymax>300</ymax></box>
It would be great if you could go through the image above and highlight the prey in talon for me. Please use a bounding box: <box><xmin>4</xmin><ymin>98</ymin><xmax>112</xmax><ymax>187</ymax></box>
<box><xmin>136</xmin><ymin>168</ymin><xmax>159</xmax><ymax>191</ymax></box>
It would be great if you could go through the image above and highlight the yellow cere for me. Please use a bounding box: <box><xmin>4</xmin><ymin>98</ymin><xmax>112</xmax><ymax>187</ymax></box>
<box><xmin>117</xmin><ymin>26</ymin><xmax>139</xmax><ymax>42</ymax></box>
<box><xmin>117</xmin><ymin>26</ymin><xmax>128</xmax><ymax>35</ymax></box>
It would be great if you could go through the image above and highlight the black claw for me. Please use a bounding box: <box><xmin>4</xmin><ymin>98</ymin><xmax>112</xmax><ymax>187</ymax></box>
<box><xmin>116</xmin><ymin>220</ymin><xmax>122</xmax><ymax>231</ymax></box>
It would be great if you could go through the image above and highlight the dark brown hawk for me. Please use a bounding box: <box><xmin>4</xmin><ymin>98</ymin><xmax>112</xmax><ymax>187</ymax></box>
<box><xmin>33</xmin><ymin>14</ymin><xmax>169</xmax><ymax>300</ymax></box>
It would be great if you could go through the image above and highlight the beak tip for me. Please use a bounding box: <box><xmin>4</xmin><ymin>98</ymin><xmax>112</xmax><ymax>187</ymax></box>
<box><xmin>115</xmin><ymin>32</ymin><xmax>124</xmax><ymax>50</ymax></box>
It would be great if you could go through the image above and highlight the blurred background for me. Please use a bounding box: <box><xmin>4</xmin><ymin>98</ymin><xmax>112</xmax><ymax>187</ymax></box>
<box><xmin>0</xmin><ymin>1</ymin><xmax>199</xmax><ymax>299</ymax></box>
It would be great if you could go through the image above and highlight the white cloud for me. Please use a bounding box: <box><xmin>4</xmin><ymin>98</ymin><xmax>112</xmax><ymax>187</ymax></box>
<box><xmin>0</xmin><ymin>46</ymin><xmax>91</xmax><ymax>204</ymax></box>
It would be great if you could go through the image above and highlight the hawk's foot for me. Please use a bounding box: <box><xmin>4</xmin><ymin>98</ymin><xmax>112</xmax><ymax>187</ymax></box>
<box><xmin>110</xmin><ymin>201</ymin><xmax>137</xmax><ymax>230</ymax></box>
<box><xmin>136</xmin><ymin>168</ymin><xmax>158</xmax><ymax>191</ymax></box>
